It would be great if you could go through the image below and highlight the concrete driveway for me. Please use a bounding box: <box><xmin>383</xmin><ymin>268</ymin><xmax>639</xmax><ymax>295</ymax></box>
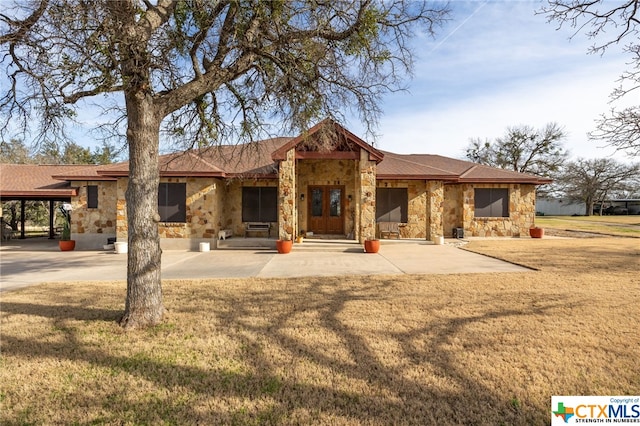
<box><xmin>0</xmin><ymin>238</ymin><xmax>531</xmax><ymax>292</ymax></box>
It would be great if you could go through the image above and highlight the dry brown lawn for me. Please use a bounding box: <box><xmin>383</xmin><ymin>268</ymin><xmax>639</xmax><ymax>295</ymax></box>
<box><xmin>1</xmin><ymin>238</ymin><xmax>639</xmax><ymax>425</ymax></box>
<box><xmin>535</xmin><ymin>215</ymin><xmax>640</xmax><ymax>237</ymax></box>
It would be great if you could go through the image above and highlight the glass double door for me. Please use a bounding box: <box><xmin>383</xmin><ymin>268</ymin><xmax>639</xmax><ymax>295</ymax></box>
<box><xmin>308</xmin><ymin>185</ymin><xmax>344</xmax><ymax>235</ymax></box>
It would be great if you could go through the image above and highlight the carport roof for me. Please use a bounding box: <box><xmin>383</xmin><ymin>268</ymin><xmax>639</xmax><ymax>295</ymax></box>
<box><xmin>0</xmin><ymin>164</ymin><xmax>102</xmax><ymax>199</ymax></box>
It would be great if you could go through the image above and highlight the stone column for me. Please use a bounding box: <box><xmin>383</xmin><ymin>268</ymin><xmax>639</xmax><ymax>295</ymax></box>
<box><xmin>278</xmin><ymin>148</ymin><xmax>296</xmax><ymax>239</ymax></box>
<box><xmin>461</xmin><ymin>184</ymin><xmax>473</xmax><ymax>233</ymax></box>
<box><xmin>427</xmin><ymin>180</ymin><xmax>444</xmax><ymax>240</ymax></box>
<box><xmin>116</xmin><ymin>178</ymin><xmax>128</xmax><ymax>241</ymax></box>
<box><xmin>358</xmin><ymin>149</ymin><xmax>376</xmax><ymax>242</ymax></box>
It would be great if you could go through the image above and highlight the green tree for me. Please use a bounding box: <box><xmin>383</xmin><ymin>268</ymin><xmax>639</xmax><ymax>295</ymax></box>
<box><xmin>1</xmin><ymin>1</ymin><xmax>449</xmax><ymax>329</ymax></box>
<box><xmin>542</xmin><ymin>1</ymin><xmax>640</xmax><ymax>157</ymax></box>
<box><xmin>0</xmin><ymin>138</ymin><xmax>32</xmax><ymax>163</ymax></box>
<box><xmin>465</xmin><ymin>122</ymin><xmax>569</xmax><ymax>177</ymax></box>
<box><xmin>35</xmin><ymin>140</ymin><xmax>118</xmax><ymax>164</ymax></box>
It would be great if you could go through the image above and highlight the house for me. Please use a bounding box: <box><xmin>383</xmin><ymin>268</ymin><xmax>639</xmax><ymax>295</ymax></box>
<box><xmin>0</xmin><ymin>120</ymin><xmax>551</xmax><ymax>249</ymax></box>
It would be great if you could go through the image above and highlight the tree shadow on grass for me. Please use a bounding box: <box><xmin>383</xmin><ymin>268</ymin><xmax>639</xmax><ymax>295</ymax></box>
<box><xmin>1</xmin><ymin>276</ymin><xmax>589</xmax><ymax>424</ymax></box>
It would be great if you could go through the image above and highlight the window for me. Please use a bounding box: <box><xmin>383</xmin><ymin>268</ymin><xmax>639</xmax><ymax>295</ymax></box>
<box><xmin>87</xmin><ymin>185</ymin><xmax>98</xmax><ymax>209</ymax></box>
<box><xmin>242</xmin><ymin>187</ymin><xmax>277</xmax><ymax>222</ymax></box>
<box><xmin>158</xmin><ymin>183</ymin><xmax>186</xmax><ymax>222</ymax></box>
<box><xmin>474</xmin><ymin>188</ymin><xmax>509</xmax><ymax>217</ymax></box>
<box><xmin>376</xmin><ymin>188</ymin><xmax>408</xmax><ymax>223</ymax></box>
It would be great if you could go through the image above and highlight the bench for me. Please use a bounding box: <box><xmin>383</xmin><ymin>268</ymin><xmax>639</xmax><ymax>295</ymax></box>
<box><xmin>378</xmin><ymin>221</ymin><xmax>400</xmax><ymax>239</ymax></box>
<box><xmin>218</xmin><ymin>229</ymin><xmax>233</xmax><ymax>240</ymax></box>
<box><xmin>245</xmin><ymin>222</ymin><xmax>271</xmax><ymax>238</ymax></box>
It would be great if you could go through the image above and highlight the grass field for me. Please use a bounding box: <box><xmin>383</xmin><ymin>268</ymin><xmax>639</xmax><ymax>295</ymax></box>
<box><xmin>535</xmin><ymin>215</ymin><xmax>640</xmax><ymax>237</ymax></box>
<box><xmin>1</xmin><ymin>237</ymin><xmax>639</xmax><ymax>425</ymax></box>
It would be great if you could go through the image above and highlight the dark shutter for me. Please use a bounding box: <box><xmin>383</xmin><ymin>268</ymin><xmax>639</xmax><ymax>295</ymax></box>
<box><xmin>158</xmin><ymin>183</ymin><xmax>186</xmax><ymax>222</ymax></box>
<box><xmin>474</xmin><ymin>188</ymin><xmax>509</xmax><ymax>217</ymax></box>
<box><xmin>87</xmin><ymin>185</ymin><xmax>98</xmax><ymax>209</ymax></box>
<box><xmin>376</xmin><ymin>188</ymin><xmax>408</xmax><ymax>223</ymax></box>
<box><xmin>242</xmin><ymin>187</ymin><xmax>277</xmax><ymax>222</ymax></box>
<box><xmin>242</xmin><ymin>187</ymin><xmax>260</xmax><ymax>222</ymax></box>
<box><xmin>260</xmin><ymin>187</ymin><xmax>278</xmax><ymax>222</ymax></box>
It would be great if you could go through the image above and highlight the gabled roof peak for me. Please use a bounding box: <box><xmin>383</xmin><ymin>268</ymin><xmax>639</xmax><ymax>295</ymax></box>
<box><xmin>271</xmin><ymin>119</ymin><xmax>384</xmax><ymax>163</ymax></box>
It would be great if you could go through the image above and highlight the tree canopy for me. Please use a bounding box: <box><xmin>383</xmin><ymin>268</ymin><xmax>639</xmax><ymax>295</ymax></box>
<box><xmin>555</xmin><ymin>158</ymin><xmax>639</xmax><ymax>215</ymax></box>
<box><xmin>0</xmin><ymin>0</ymin><xmax>450</xmax><ymax>329</ymax></box>
<box><xmin>465</xmin><ymin>122</ymin><xmax>569</xmax><ymax>178</ymax></box>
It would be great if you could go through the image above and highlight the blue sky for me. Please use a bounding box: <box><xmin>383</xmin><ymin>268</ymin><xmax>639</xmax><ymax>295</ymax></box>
<box><xmin>347</xmin><ymin>0</ymin><xmax>634</xmax><ymax>162</ymax></box>
<box><xmin>35</xmin><ymin>1</ymin><xmax>635</xmax><ymax>163</ymax></box>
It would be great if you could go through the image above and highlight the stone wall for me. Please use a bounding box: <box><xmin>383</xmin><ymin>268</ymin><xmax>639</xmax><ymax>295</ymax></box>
<box><xmin>374</xmin><ymin>179</ymin><xmax>444</xmax><ymax>240</ymax></box>
<box><xmin>225</xmin><ymin>178</ymin><xmax>278</xmax><ymax>237</ymax></box>
<box><xmin>376</xmin><ymin>180</ymin><xmax>425</xmax><ymax>239</ymax></box>
<box><xmin>70</xmin><ymin>180</ymin><xmax>117</xmax><ymax>249</ymax></box>
<box><xmin>116</xmin><ymin>178</ymin><xmax>128</xmax><ymax>241</ymax></box>
<box><xmin>114</xmin><ymin>176</ymin><xmax>226</xmax><ymax>249</ymax></box>
<box><xmin>427</xmin><ymin>180</ymin><xmax>444</xmax><ymax>240</ymax></box>
<box><xmin>297</xmin><ymin>158</ymin><xmax>358</xmax><ymax>237</ymax></box>
<box><xmin>462</xmin><ymin>183</ymin><xmax>537</xmax><ymax>237</ymax></box>
<box><xmin>278</xmin><ymin>148</ymin><xmax>296</xmax><ymax>239</ymax></box>
<box><xmin>443</xmin><ymin>184</ymin><xmax>463</xmax><ymax>238</ymax></box>
<box><xmin>358</xmin><ymin>150</ymin><xmax>377</xmax><ymax>242</ymax></box>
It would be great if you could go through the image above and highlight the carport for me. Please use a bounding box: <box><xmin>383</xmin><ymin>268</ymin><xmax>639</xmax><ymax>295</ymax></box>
<box><xmin>0</xmin><ymin>164</ymin><xmax>86</xmax><ymax>239</ymax></box>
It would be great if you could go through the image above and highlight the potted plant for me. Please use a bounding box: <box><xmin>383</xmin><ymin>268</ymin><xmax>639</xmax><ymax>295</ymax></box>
<box><xmin>529</xmin><ymin>226</ymin><xmax>544</xmax><ymax>239</ymax></box>
<box><xmin>58</xmin><ymin>203</ymin><xmax>76</xmax><ymax>251</ymax></box>
<box><xmin>364</xmin><ymin>238</ymin><xmax>380</xmax><ymax>253</ymax></box>
<box><xmin>276</xmin><ymin>234</ymin><xmax>293</xmax><ymax>254</ymax></box>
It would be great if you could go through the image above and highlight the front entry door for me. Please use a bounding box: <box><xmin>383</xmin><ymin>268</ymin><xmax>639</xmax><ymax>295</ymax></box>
<box><xmin>308</xmin><ymin>186</ymin><xmax>344</xmax><ymax>235</ymax></box>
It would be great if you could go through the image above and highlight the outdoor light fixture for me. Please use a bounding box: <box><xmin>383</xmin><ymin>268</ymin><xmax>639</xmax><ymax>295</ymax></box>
<box><xmin>348</xmin><ymin>195</ymin><xmax>352</xmax><ymax>202</ymax></box>
<box><xmin>300</xmin><ymin>193</ymin><xmax>305</xmax><ymax>201</ymax></box>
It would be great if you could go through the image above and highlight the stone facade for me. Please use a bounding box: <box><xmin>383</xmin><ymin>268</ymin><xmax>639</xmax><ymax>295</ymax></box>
<box><xmin>375</xmin><ymin>179</ymin><xmax>444</xmax><ymax>241</ymax></box>
<box><xmin>225</xmin><ymin>178</ymin><xmax>278</xmax><ymax>237</ymax></box>
<box><xmin>71</xmin><ymin>174</ymin><xmax>538</xmax><ymax>249</ymax></box>
<box><xmin>443</xmin><ymin>184</ymin><xmax>463</xmax><ymax>237</ymax></box>
<box><xmin>358</xmin><ymin>149</ymin><xmax>377</xmax><ymax>242</ymax></box>
<box><xmin>278</xmin><ymin>148</ymin><xmax>296</xmax><ymax>239</ymax></box>
<box><xmin>113</xmin><ymin>177</ymin><xmax>227</xmax><ymax>250</ymax></box>
<box><xmin>116</xmin><ymin>178</ymin><xmax>128</xmax><ymax>241</ymax></box>
<box><xmin>296</xmin><ymin>158</ymin><xmax>358</xmax><ymax>238</ymax></box>
<box><xmin>459</xmin><ymin>183</ymin><xmax>536</xmax><ymax>237</ymax></box>
<box><xmin>427</xmin><ymin>180</ymin><xmax>444</xmax><ymax>240</ymax></box>
<box><xmin>70</xmin><ymin>180</ymin><xmax>117</xmax><ymax>249</ymax></box>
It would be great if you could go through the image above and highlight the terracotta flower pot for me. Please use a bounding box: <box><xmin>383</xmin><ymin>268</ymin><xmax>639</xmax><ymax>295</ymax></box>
<box><xmin>276</xmin><ymin>239</ymin><xmax>293</xmax><ymax>254</ymax></box>
<box><xmin>529</xmin><ymin>227</ymin><xmax>544</xmax><ymax>238</ymax></box>
<box><xmin>364</xmin><ymin>239</ymin><xmax>380</xmax><ymax>253</ymax></box>
<box><xmin>59</xmin><ymin>240</ymin><xmax>76</xmax><ymax>251</ymax></box>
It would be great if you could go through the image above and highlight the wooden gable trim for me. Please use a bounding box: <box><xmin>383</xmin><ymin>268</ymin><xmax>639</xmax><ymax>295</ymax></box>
<box><xmin>294</xmin><ymin>151</ymin><xmax>360</xmax><ymax>160</ymax></box>
<box><xmin>271</xmin><ymin>119</ymin><xmax>384</xmax><ymax>163</ymax></box>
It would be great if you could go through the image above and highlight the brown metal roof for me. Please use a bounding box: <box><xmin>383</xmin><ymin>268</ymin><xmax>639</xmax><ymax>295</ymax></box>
<box><xmin>0</xmin><ymin>125</ymin><xmax>551</xmax><ymax>196</ymax></box>
<box><xmin>94</xmin><ymin>137</ymin><xmax>293</xmax><ymax>178</ymax></box>
<box><xmin>0</xmin><ymin>164</ymin><xmax>93</xmax><ymax>199</ymax></box>
<box><xmin>377</xmin><ymin>152</ymin><xmax>551</xmax><ymax>184</ymax></box>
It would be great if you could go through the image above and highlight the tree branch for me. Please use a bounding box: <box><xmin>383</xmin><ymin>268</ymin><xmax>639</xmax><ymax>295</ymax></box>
<box><xmin>0</xmin><ymin>0</ymin><xmax>49</xmax><ymax>44</ymax></box>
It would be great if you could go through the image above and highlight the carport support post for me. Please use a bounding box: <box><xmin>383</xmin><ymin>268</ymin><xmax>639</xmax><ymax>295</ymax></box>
<box><xmin>20</xmin><ymin>199</ymin><xmax>25</xmax><ymax>239</ymax></box>
<box><xmin>49</xmin><ymin>200</ymin><xmax>55</xmax><ymax>239</ymax></box>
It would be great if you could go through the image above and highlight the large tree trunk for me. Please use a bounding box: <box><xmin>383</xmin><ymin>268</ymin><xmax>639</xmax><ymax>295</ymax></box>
<box><xmin>119</xmin><ymin>93</ymin><xmax>165</xmax><ymax>329</ymax></box>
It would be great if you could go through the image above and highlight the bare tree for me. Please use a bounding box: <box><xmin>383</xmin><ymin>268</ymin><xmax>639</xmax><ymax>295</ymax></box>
<box><xmin>465</xmin><ymin>122</ymin><xmax>569</xmax><ymax>177</ymax></box>
<box><xmin>541</xmin><ymin>1</ymin><xmax>640</xmax><ymax>157</ymax></box>
<box><xmin>556</xmin><ymin>158</ymin><xmax>639</xmax><ymax>215</ymax></box>
<box><xmin>0</xmin><ymin>1</ymin><xmax>449</xmax><ymax>329</ymax></box>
